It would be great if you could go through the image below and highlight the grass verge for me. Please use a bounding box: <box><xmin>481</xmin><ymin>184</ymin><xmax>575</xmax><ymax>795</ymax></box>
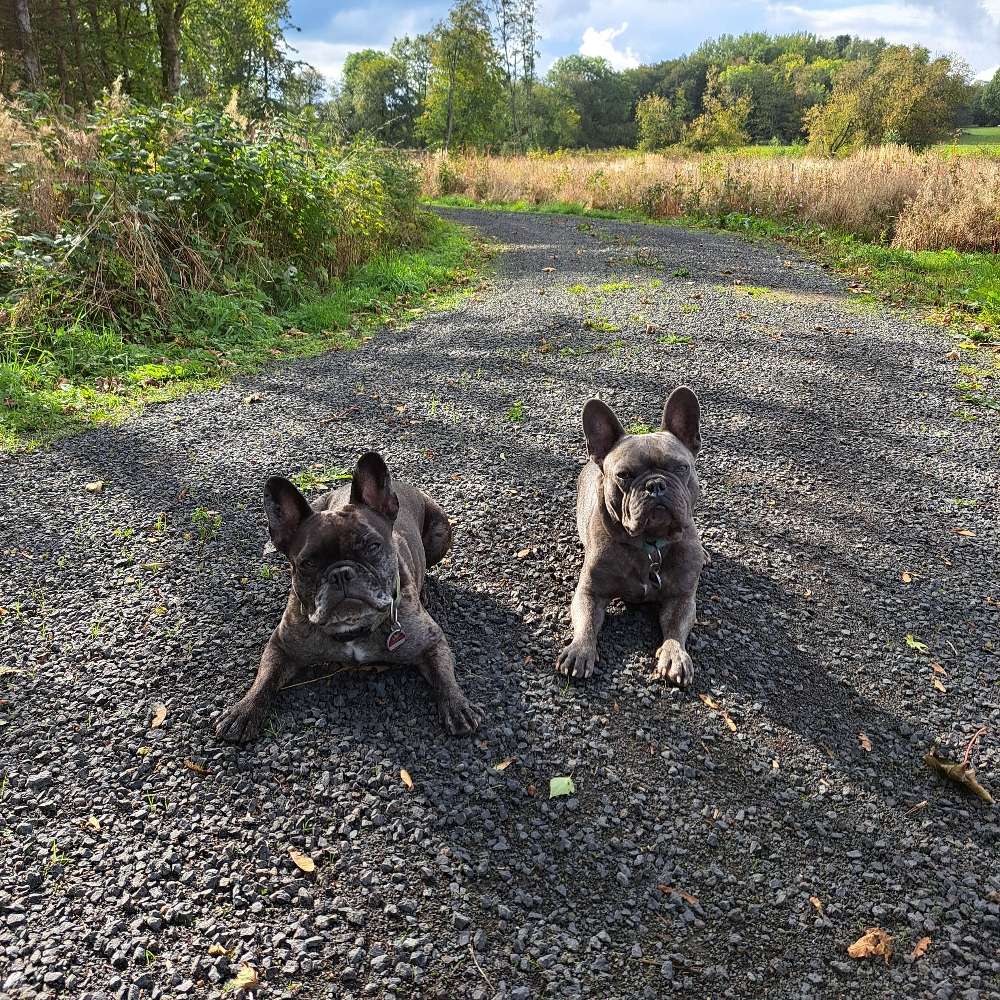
<box><xmin>1</xmin><ymin>214</ymin><xmax>483</xmax><ymax>453</ymax></box>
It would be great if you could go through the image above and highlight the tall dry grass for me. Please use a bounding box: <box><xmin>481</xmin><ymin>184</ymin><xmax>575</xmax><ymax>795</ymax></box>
<box><xmin>420</xmin><ymin>148</ymin><xmax>1000</xmax><ymax>252</ymax></box>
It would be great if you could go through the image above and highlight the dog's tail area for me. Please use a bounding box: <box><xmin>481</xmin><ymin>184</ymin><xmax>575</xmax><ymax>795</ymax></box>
<box><xmin>421</xmin><ymin>495</ymin><xmax>452</xmax><ymax>568</ymax></box>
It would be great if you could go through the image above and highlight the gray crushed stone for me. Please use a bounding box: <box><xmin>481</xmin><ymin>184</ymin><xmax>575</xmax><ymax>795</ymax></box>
<box><xmin>0</xmin><ymin>206</ymin><xmax>997</xmax><ymax>1000</ymax></box>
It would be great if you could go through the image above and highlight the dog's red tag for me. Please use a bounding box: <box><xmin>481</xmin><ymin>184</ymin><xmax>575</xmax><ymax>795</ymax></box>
<box><xmin>386</xmin><ymin>627</ymin><xmax>407</xmax><ymax>652</ymax></box>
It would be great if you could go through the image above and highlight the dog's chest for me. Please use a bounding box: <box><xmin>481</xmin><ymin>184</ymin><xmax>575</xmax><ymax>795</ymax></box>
<box><xmin>327</xmin><ymin>636</ymin><xmax>380</xmax><ymax>664</ymax></box>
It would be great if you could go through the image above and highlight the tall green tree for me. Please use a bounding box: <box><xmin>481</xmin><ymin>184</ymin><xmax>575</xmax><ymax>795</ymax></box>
<box><xmin>980</xmin><ymin>68</ymin><xmax>1000</xmax><ymax>125</ymax></box>
<box><xmin>417</xmin><ymin>0</ymin><xmax>502</xmax><ymax>150</ymax></box>
<box><xmin>546</xmin><ymin>55</ymin><xmax>636</xmax><ymax>147</ymax></box>
<box><xmin>806</xmin><ymin>45</ymin><xmax>970</xmax><ymax>153</ymax></box>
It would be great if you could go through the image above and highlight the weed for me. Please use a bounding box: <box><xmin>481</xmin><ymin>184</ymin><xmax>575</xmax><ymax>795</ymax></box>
<box><xmin>260</xmin><ymin>564</ymin><xmax>277</xmax><ymax>580</ymax></box>
<box><xmin>672</xmin><ymin>268</ymin><xmax>692</xmax><ymax>278</ymax></box>
<box><xmin>659</xmin><ymin>333</ymin><xmax>693</xmax><ymax>345</ymax></box>
<box><xmin>584</xmin><ymin>315</ymin><xmax>622</xmax><ymax>333</ymax></box>
<box><xmin>507</xmin><ymin>400</ymin><xmax>525</xmax><ymax>423</ymax></box>
<box><xmin>627</xmin><ymin>421</ymin><xmax>654</xmax><ymax>434</ymax></box>
<box><xmin>680</xmin><ymin>303</ymin><xmax>701</xmax><ymax>314</ymax></box>
<box><xmin>191</xmin><ymin>508</ymin><xmax>222</xmax><ymax>549</ymax></box>
<box><xmin>290</xmin><ymin>466</ymin><xmax>352</xmax><ymax>493</ymax></box>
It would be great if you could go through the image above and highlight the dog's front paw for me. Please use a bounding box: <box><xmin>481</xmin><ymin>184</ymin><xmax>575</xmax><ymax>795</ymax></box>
<box><xmin>215</xmin><ymin>696</ymin><xmax>267</xmax><ymax>743</ymax></box>
<box><xmin>555</xmin><ymin>640</ymin><xmax>597</xmax><ymax>679</ymax></box>
<box><xmin>653</xmin><ymin>640</ymin><xmax>694</xmax><ymax>687</ymax></box>
<box><xmin>438</xmin><ymin>692</ymin><xmax>484</xmax><ymax>737</ymax></box>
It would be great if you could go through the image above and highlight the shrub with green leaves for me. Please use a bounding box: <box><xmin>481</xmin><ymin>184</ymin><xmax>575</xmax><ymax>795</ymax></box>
<box><xmin>1</xmin><ymin>94</ymin><xmax>421</xmax><ymax>339</ymax></box>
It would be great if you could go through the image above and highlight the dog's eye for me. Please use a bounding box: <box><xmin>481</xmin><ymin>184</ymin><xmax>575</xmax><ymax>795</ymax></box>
<box><xmin>299</xmin><ymin>556</ymin><xmax>318</xmax><ymax>571</ymax></box>
<box><xmin>364</xmin><ymin>540</ymin><xmax>381</xmax><ymax>556</ymax></box>
<box><xmin>615</xmin><ymin>471</ymin><xmax>632</xmax><ymax>487</ymax></box>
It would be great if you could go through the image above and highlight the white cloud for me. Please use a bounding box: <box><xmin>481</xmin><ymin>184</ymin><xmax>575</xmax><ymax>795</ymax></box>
<box><xmin>766</xmin><ymin>2</ymin><xmax>1000</xmax><ymax>78</ymax></box>
<box><xmin>978</xmin><ymin>63</ymin><xmax>999</xmax><ymax>80</ymax></box>
<box><xmin>579</xmin><ymin>23</ymin><xmax>642</xmax><ymax>70</ymax></box>
<box><xmin>288</xmin><ymin>38</ymin><xmax>357</xmax><ymax>84</ymax></box>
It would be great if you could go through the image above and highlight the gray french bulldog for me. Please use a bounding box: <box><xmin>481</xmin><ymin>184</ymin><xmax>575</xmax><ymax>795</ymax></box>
<box><xmin>215</xmin><ymin>452</ymin><xmax>483</xmax><ymax>743</ymax></box>
<box><xmin>556</xmin><ymin>386</ymin><xmax>705</xmax><ymax>686</ymax></box>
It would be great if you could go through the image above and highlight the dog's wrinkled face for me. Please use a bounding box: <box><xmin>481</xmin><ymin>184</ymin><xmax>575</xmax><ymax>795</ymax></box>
<box><xmin>264</xmin><ymin>453</ymin><xmax>400</xmax><ymax>640</ymax></box>
<box><xmin>584</xmin><ymin>387</ymin><xmax>702</xmax><ymax>540</ymax></box>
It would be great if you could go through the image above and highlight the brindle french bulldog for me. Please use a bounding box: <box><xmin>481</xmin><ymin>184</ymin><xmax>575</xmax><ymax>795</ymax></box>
<box><xmin>215</xmin><ymin>452</ymin><xmax>483</xmax><ymax>742</ymax></box>
<box><xmin>556</xmin><ymin>386</ymin><xmax>705</xmax><ymax>686</ymax></box>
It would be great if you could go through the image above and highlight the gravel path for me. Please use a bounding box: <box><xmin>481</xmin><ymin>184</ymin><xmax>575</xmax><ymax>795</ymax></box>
<box><xmin>1</xmin><ymin>207</ymin><xmax>998</xmax><ymax>1000</ymax></box>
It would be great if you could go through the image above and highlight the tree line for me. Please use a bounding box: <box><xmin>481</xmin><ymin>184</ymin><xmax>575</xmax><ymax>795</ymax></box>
<box><xmin>4</xmin><ymin>0</ymin><xmax>999</xmax><ymax>151</ymax></box>
<box><xmin>2</xmin><ymin>0</ymin><xmax>322</xmax><ymax>111</ymax></box>
<box><xmin>333</xmin><ymin>3</ymin><xmax>995</xmax><ymax>152</ymax></box>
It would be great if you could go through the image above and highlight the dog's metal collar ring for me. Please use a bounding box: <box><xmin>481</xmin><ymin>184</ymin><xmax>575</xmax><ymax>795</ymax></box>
<box><xmin>643</xmin><ymin>538</ymin><xmax>668</xmax><ymax>592</ymax></box>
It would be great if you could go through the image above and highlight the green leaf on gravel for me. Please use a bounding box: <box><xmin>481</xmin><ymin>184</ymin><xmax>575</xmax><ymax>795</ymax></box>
<box><xmin>549</xmin><ymin>776</ymin><xmax>575</xmax><ymax>798</ymax></box>
<box><xmin>905</xmin><ymin>634</ymin><xmax>929</xmax><ymax>653</ymax></box>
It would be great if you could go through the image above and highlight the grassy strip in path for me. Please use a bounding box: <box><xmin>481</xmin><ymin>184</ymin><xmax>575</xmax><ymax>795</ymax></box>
<box><xmin>1</xmin><ymin>215</ymin><xmax>484</xmax><ymax>453</ymax></box>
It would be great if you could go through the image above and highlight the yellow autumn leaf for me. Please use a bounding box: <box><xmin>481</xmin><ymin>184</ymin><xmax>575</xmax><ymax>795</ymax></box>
<box><xmin>494</xmin><ymin>757</ymin><xmax>516</xmax><ymax>771</ymax></box>
<box><xmin>151</xmin><ymin>703</ymin><xmax>167</xmax><ymax>728</ymax></box>
<box><xmin>86</xmin><ymin>815</ymin><xmax>101</xmax><ymax>832</ymax></box>
<box><xmin>208</xmin><ymin>943</ymin><xmax>228</xmax><ymax>956</ymax></box>
<box><xmin>809</xmin><ymin>895</ymin><xmax>823</xmax><ymax>913</ymax></box>
<box><xmin>910</xmin><ymin>936</ymin><xmax>931</xmax><ymax>959</ymax></box>
<box><xmin>288</xmin><ymin>848</ymin><xmax>316</xmax><ymax>873</ymax></box>
<box><xmin>183</xmin><ymin>759</ymin><xmax>207</xmax><ymax>776</ymax></box>
<box><xmin>225</xmin><ymin>964</ymin><xmax>259</xmax><ymax>993</ymax></box>
<box><xmin>847</xmin><ymin>927</ymin><xmax>893</xmax><ymax>964</ymax></box>
<box><xmin>400</xmin><ymin>768</ymin><xmax>414</xmax><ymax>790</ymax></box>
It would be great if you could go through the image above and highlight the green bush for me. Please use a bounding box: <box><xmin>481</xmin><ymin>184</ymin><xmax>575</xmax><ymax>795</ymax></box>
<box><xmin>1</xmin><ymin>95</ymin><xmax>421</xmax><ymax>339</ymax></box>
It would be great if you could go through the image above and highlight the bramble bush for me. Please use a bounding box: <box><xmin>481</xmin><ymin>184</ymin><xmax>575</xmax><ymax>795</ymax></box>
<box><xmin>0</xmin><ymin>91</ymin><xmax>421</xmax><ymax>338</ymax></box>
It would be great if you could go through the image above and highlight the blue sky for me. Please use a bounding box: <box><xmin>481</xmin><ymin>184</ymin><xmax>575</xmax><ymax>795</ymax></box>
<box><xmin>285</xmin><ymin>0</ymin><xmax>1000</xmax><ymax>85</ymax></box>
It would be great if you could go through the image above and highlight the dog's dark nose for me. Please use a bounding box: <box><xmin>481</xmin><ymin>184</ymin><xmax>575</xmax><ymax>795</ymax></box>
<box><xmin>645</xmin><ymin>477</ymin><xmax>667</xmax><ymax>497</ymax></box>
<box><xmin>327</xmin><ymin>564</ymin><xmax>357</xmax><ymax>590</ymax></box>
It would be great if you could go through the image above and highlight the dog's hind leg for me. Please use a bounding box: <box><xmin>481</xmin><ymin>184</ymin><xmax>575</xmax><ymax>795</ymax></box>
<box><xmin>420</xmin><ymin>494</ymin><xmax>453</xmax><ymax>568</ymax></box>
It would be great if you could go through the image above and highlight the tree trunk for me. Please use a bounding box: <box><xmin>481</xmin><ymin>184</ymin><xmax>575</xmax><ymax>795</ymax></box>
<box><xmin>444</xmin><ymin>48</ymin><xmax>457</xmax><ymax>151</ymax></box>
<box><xmin>48</xmin><ymin>0</ymin><xmax>69</xmax><ymax>99</ymax></box>
<box><xmin>13</xmin><ymin>0</ymin><xmax>42</xmax><ymax>88</ymax></box>
<box><xmin>65</xmin><ymin>0</ymin><xmax>93</xmax><ymax>101</ymax></box>
<box><xmin>84</xmin><ymin>0</ymin><xmax>114</xmax><ymax>87</ymax></box>
<box><xmin>153</xmin><ymin>0</ymin><xmax>185</xmax><ymax>97</ymax></box>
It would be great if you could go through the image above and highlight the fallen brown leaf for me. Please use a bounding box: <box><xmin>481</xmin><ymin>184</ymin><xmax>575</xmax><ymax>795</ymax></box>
<box><xmin>151</xmin><ymin>703</ymin><xmax>167</xmax><ymax>729</ymax></box>
<box><xmin>183</xmin><ymin>759</ymin><xmax>207</xmax><ymax>776</ymax></box>
<box><xmin>542</xmin><ymin>266</ymin><xmax>555</xmax><ymax>272</ymax></box>
<box><xmin>84</xmin><ymin>480</ymin><xmax>104</xmax><ymax>493</ymax></box>
<box><xmin>848</xmin><ymin>927</ymin><xmax>893</xmax><ymax>964</ymax></box>
<box><xmin>516</xmin><ymin>548</ymin><xmax>531</xmax><ymax>559</ymax></box>
<box><xmin>859</xmin><ymin>732</ymin><xmax>872</xmax><ymax>752</ymax></box>
<box><xmin>930</xmin><ymin>662</ymin><xmax>946</xmax><ymax>675</ymax></box>
<box><xmin>809</xmin><ymin>895</ymin><xmax>823</xmax><ymax>914</ymax></box>
<box><xmin>953</xmin><ymin>528</ymin><xmax>976</xmax><ymax>538</ymax></box>
<box><xmin>526</xmin><ymin>784</ymin><xmax>536</xmax><ymax>796</ymax></box>
<box><xmin>923</xmin><ymin>748</ymin><xmax>994</xmax><ymax>803</ymax></box>
<box><xmin>400</xmin><ymin>767</ymin><xmax>414</xmax><ymax>791</ymax></box>
<box><xmin>494</xmin><ymin>757</ymin><xmax>516</xmax><ymax>771</ymax></box>
<box><xmin>901</xmin><ymin>571</ymin><xmax>913</xmax><ymax>584</ymax></box>
<box><xmin>86</xmin><ymin>815</ymin><xmax>101</xmax><ymax>832</ymax></box>
<box><xmin>722</xmin><ymin>712</ymin><xmax>737</xmax><ymax>733</ymax></box>
<box><xmin>910</xmin><ymin>936</ymin><xmax>931</xmax><ymax>959</ymax></box>
<box><xmin>288</xmin><ymin>847</ymin><xmax>316</xmax><ymax>873</ymax></box>
<box><xmin>207</xmin><ymin>943</ymin><xmax>228</xmax><ymax>957</ymax></box>
<box><xmin>698</xmin><ymin>693</ymin><xmax>720</xmax><ymax>710</ymax></box>
<box><xmin>658</xmin><ymin>884</ymin><xmax>699</xmax><ymax>907</ymax></box>
<box><xmin>932</xmin><ymin>677</ymin><xmax>947</xmax><ymax>693</ymax></box>
<box><xmin>226</xmin><ymin>964</ymin><xmax>259</xmax><ymax>993</ymax></box>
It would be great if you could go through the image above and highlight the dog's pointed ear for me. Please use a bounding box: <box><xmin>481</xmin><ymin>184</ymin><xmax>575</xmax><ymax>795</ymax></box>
<box><xmin>350</xmin><ymin>451</ymin><xmax>399</xmax><ymax>520</ymax></box>
<box><xmin>583</xmin><ymin>399</ymin><xmax>625</xmax><ymax>466</ymax></box>
<box><xmin>264</xmin><ymin>476</ymin><xmax>312</xmax><ymax>554</ymax></box>
<box><xmin>661</xmin><ymin>386</ymin><xmax>701</xmax><ymax>455</ymax></box>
